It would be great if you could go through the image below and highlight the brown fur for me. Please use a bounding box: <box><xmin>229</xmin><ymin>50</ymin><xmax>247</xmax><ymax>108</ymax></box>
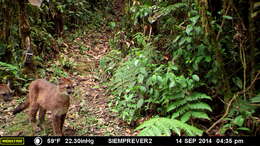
<box><xmin>0</xmin><ymin>83</ymin><xmax>12</xmax><ymax>102</ymax></box>
<box><xmin>13</xmin><ymin>78</ymin><xmax>73</xmax><ymax>136</ymax></box>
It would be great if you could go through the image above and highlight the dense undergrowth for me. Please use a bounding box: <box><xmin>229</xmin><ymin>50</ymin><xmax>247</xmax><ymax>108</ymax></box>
<box><xmin>100</xmin><ymin>0</ymin><xmax>260</xmax><ymax>136</ymax></box>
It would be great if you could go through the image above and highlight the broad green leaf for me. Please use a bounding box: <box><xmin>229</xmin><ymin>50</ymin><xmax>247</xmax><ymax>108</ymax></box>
<box><xmin>173</xmin><ymin>35</ymin><xmax>181</xmax><ymax>43</ymax></box>
<box><xmin>169</xmin><ymin>81</ymin><xmax>176</xmax><ymax>88</ymax></box>
<box><xmin>237</xmin><ymin>127</ymin><xmax>250</xmax><ymax>131</ymax></box>
<box><xmin>254</xmin><ymin>2</ymin><xmax>260</xmax><ymax>8</ymax></box>
<box><xmin>223</xmin><ymin>15</ymin><xmax>232</xmax><ymax>20</ymax></box>
<box><xmin>178</xmin><ymin>38</ymin><xmax>186</xmax><ymax>46</ymax></box>
<box><xmin>137</xmin><ymin>98</ymin><xmax>144</xmax><ymax>108</ymax></box>
<box><xmin>109</xmin><ymin>22</ymin><xmax>116</xmax><ymax>29</ymax></box>
<box><xmin>186</xmin><ymin>25</ymin><xmax>193</xmax><ymax>35</ymax></box>
<box><xmin>232</xmin><ymin>115</ymin><xmax>244</xmax><ymax>127</ymax></box>
<box><xmin>232</xmin><ymin>77</ymin><xmax>242</xmax><ymax>89</ymax></box>
<box><xmin>190</xmin><ymin>15</ymin><xmax>200</xmax><ymax>25</ymax></box>
<box><xmin>157</xmin><ymin>76</ymin><xmax>163</xmax><ymax>82</ymax></box>
<box><xmin>134</xmin><ymin>60</ymin><xmax>139</xmax><ymax>66</ymax></box>
<box><xmin>251</xmin><ymin>93</ymin><xmax>260</xmax><ymax>103</ymax></box>
<box><xmin>220</xmin><ymin>124</ymin><xmax>231</xmax><ymax>134</ymax></box>
<box><xmin>192</xmin><ymin>74</ymin><xmax>200</xmax><ymax>81</ymax></box>
<box><xmin>137</xmin><ymin>74</ymin><xmax>144</xmax><ymax>84</ymax></box>
<box><xmin>139</xmin><ymin>86</ymin><xmax>146</xmax><ymax>93</ymax></box>
<box><xmin>205</xmin><ymin>56</ymin><xmax>211</xmax><ymax>62</ymax></box>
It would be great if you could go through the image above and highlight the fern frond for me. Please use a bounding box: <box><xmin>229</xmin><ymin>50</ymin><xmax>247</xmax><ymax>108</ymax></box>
<box><xmin>188</xmin><ymin>102</ymin><xmax>212</xmax><ymax>112</ymax></box>
<box><xmin>171</xmin><ymin>102</ymin><xmax>211</xmax><ymax>119</ymax></box>
<box><xmin>157</xmin><ymin>121</ymin><xmax>172</xmax><ymax>136</ymax></box>
<box><xmin>181</xmin><ymin>111</ymin><xmax>210</xmax><ymax>122</ymax></box>
<box><xmin>186</xmin><ymin>92</ymin><xmax>212</xmax><ymax>101</ymax></box>
<box><xmin>167</xmin><ymin>99</ymin><xmax>187</xmax><ymax>112</ymax></box>
<box><xmin>180</xmin><ymin>111</ymin><xmax>192</xmax><ymax>122</ymax></box>
<box><xmin>190</xmin><ymin>111</ymin><xmax>210</xmax><ymax>120</ymax></box>
<box><xmin>136</xmin><ymin>117</ymin><xmax>203</xmax><ymax>136</ymax></box>
<box><xmin>171</xmin><ymin>105</ymin><xmax>190</xmax><ymax>119</ymax></box>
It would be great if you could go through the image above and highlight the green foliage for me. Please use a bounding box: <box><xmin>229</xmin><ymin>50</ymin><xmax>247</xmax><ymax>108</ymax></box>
<box><xmin>62</xmin><ymin>0</ymin><xmax>91</xmax><ymax>28</ymax></box>
<box><xmin>104</xmin><ymin>1</ymin><xmax>217</xmax><ymax>136</ymax></box>
<box><xmin>0</xmin><ymin>61</ymin><xmax>25</xmax><ymax>81</ymax></box>
<box><xmin>108</xmin><ymin>21</ymin><xmax>116</xmax><ymax>30</ymax></box>
<box><xmin>221</xmin><ymin>115</ymin><xmax>250</xmax><ymax>135</ymax></box>
<box><xmin>250</xmin><ymin>93</ymin><xmax>260</xmax><ymax>103</ymax></box>
<box><xmin>109</xmin><ymin>32</ymin><xmax>122</xmax><ymax>50</ymax></box>
<box><xmin>136</xmin><ymin>117</ymin><xmax>203</xmax><ymax>136</ymax></box>
<box><xmin>144</xmin><ymin>63</ymin><xmax>212</xmax><ymax>123</ymax></box>
<box><xmin>31</xmin><ymin>26</ymin><xmax>56</xmax><ymax>56</ymax></box>
<box><xmin>167</xmin><ymin>92</ymin><xmax>212</xmax><ymax>122</ymax></box>
<box><xmin>107</xmin><ymin>32</ymin><xmax>212</xmax><ymax>127</ymax></box>
<box><xmin>58</xmin><ymin>53</ymin><xmax>76</xmax><ymax>70</ymax></box>
<box><xmin>108</xmin><ymin>31</ymin><xmax>132</xmax><ymax>56</ymax></box>
<box><xmin>109</xmin><ymin>46</ymin><xmax>155</xmax><ymax>123</ymax></box>
<box><xmin>100</xmin><ymin>50</ymin><xmax>123</xmax><ymax>77</ymax></box>
<box><xmin>220</xmin><ymin>98</ymin><xmax>256</xmax><ymax>135</ymax></box>
<box><xmin>47</xmin><ymin>63</ymin><xmax>68</xmax><ymax>78</ymax></box>
<box><xmin>168</xmin><ymin>9</ymin><xmax>214</xmax><ymax>79</ymax></box>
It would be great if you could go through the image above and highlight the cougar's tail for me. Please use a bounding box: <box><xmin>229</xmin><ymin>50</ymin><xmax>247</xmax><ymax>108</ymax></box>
<box><xmin>13</xmin><ymin>98</ymin><xmax>30</xmax><ymax>115</ymax></box>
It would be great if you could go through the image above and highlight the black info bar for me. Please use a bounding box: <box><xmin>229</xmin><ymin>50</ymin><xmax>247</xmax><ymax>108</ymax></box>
<box><xmin>0</xmin><ymin>136</ymin><xmax>258</xmax><ymax>146</ymax></box>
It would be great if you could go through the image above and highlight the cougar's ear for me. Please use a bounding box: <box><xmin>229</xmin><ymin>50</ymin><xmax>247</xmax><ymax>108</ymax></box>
<box><xmin>59</xmin><ymin>77</ymin><xmax>73</xmax><ymax>85</ymax></box>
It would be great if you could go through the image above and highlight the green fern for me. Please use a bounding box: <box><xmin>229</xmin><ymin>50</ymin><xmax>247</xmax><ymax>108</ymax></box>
<box><xmin>0</xmin><ymin>61</ymin><xmax>24</xmax><ymax>80</ymax></box>
<box><xmin>108</xmin><ymin>42</ymin><xmax>158</xmax><ymax>122</ymax></box>
<box><xmin>136</xmin><ymin>117</ymin><xmax>203</xmax><ymax>136</ymax></box>
<box><xmin>166</xmin><ymin>92</ymin><xmax>212</xmax><ymax>122</ymax></box>
<box><xmin>0</xmin><ymin>61</ymin><xmax>19</xmax><ymax>74</ymax></box>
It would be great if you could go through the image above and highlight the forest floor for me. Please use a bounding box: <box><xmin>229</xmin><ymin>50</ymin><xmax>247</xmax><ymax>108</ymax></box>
<box><xmin>0</xmin><ymin>29</ymin><xmax>134</xmax><ymax>136</ymax></box>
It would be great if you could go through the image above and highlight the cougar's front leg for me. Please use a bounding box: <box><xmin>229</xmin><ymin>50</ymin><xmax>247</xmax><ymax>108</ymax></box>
<box><xmin>60</xmin><ymin>114</ymin><xmax>66</xmax><ymax>130</ymax></box>
<box><xmin>52</xmin><ymin>114</ymin><xmax>63</xmax><ymax>136</ymax></box>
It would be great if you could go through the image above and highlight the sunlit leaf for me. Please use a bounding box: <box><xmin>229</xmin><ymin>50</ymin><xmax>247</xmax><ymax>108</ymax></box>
<box><xmin>223</xmin><ymin>15</ymin><xmax>232</xmax><ymax>20</ymax></box>
<box><xmin>28</xmin><ymin>0</ymin><xmax>43</xmax><ymax>7</ymax></box>
<box><xmin>192</xmin><ymin>75</ymin><xmax>200</xmax><ymax>81</ymax></box>
<box><xmin>137</xmin><ymin>98</ymin><xmax>144</xmax><ymax>108</ymax></box>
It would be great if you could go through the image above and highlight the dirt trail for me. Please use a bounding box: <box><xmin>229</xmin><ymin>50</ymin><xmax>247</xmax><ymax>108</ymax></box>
<box><xmin>0</xmin><ymin>30</ymin><xmax>133</xmax><ymax>136</ymax></box>
<box><xmin>59</xmin><ymin>30</ymin><xmax>133</xmax><ymax>136</ymax></box>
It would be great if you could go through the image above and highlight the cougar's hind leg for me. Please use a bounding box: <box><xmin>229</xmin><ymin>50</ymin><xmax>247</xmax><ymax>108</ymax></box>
<box><xmin>29</xmin><ymin>103</ymin><xmax>39</xmax><ymax>135</ymax></box>
<box><xmin>52</xmin><ymin>114</ymin><xmax>63</xmax><ymax>136</ymax></box>
<box><xmin>38</xmin><ymin>106</ymin><xmax>46</xmax><ymax>125</ymax></box>
<box><xmin>38</xmin><ymin>106</ymin><xmax>47</xmax><ymax>135</ymax></box>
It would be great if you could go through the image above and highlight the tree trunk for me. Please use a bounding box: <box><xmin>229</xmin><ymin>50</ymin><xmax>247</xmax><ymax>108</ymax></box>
<box><xmin>19</xmin><ymin>0</ymin><xmax>31</xmax><ymax>52</ymax></box>
<box><xmin>197</xmin><ymin>0</ymin><xmax>232</xmax><ymax>99</ymax></box>
<box><xmin>2</xmin><ymin>1</ymin><xmax>11</xmax><ymax>42</ymax></box>
<box><xmin>18</xmin><ymin>0</ymin><xmax>35</xmax><ymax>75</ymax></box>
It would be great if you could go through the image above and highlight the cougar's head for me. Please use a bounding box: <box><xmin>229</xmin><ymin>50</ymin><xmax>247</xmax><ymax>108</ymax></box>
<box><xmin>0</xmin><ymin>82</ymin><xmax>13</xmax><ymax>102</ymax></box>
<box><xmin>58</xmin><ymin>77</ymin><xmax>74</xmax><ymax>95</ymax></box>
